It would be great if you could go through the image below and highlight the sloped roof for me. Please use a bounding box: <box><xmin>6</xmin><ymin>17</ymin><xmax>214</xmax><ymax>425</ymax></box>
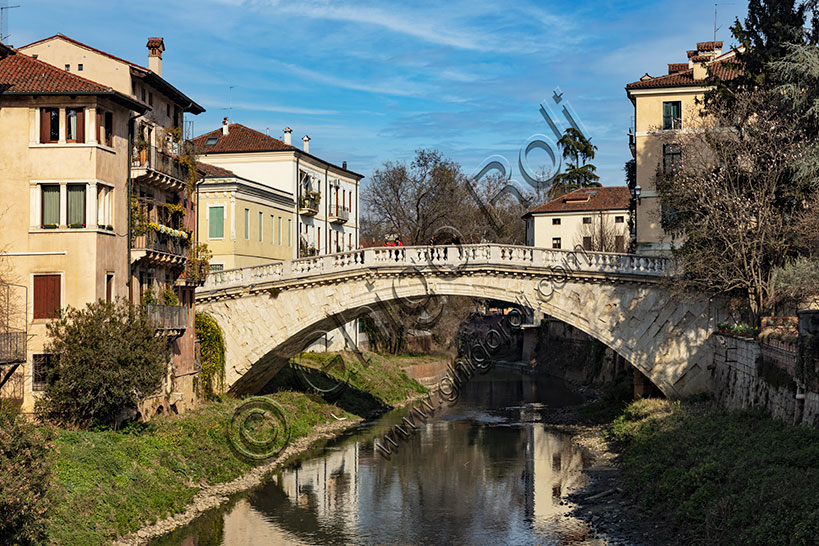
<box><xmin>196</xmin><ymin>161</ymin><xmax>240</xmax><ymax>179</ymax></box>
<box><xmin>18</xmin><ymin>34</ymin><xmax>204</xmax><ymax>114</ymax></box>
<box><xmin>523</xmin><ymin>186</ymin><xmax>630</xmax><ymax>217</ymax></box>
<box><xmin>192</xmin><ymin>124</ymin><xmax>296</xmax><ymax>154</ymax></box>
<box><xmin>0</xmin><ymin>46</ymin><xmax>146</xmax><ymax>111</ymax></box>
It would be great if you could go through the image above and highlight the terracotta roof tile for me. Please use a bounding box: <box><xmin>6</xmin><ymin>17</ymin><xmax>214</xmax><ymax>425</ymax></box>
<box><xmin>697</xmin><ymin>41</ymin><xmax>723</xmax><ymax>51</ymax></box>
<box><xmin>626</xmin><ymin>58</ymin><xmax>740</xmax><ymax>89</ymax></box>
<box><xmin>196</xmin><ymin>162</ymin><xmax>239</xmax><ymax>178</ymax></box>
<box><xmin>668</xmin><ymin>63</ymin><xmax>688</xmax><ymax>74</ymax></box>
<box><xmin>523</xmin><ymin>186</ymin><xmax>631</xmax><ymax>217</ymax></box>
<box><xmin>192</xmin><ymin>124</ymin><xmax>296</xmax><ymax>154</ymax></box>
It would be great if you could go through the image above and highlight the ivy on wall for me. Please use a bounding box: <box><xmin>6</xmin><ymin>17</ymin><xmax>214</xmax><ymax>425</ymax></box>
<box><xmin>195</xmin><ymin>313</ymin><xmax>225</xmax><ymax>398</ymax></box>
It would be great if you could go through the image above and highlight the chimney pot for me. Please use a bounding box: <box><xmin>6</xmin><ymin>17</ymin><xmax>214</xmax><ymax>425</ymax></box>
<box><xmin>146</xmin><ymin>37</ymin><xmax>165</xmax><ymax>76</ymax></box>
<box><xmin>222</xmin><ymin>117</ymin><xmax>229</xmax><ymax>136</ymax></box>
<box><xmin>302</xmin><ymin>135</ymin><xmax>310</xmax><ymax>154</ymax></box>
<box><xmin>342</xmin><ymin>161</ymin><xmax>347</xmax><ymax>170</ymax></box>
<box><xmin>283</xmin><ymin>126</ymin><xmax>292</xmax><ymax>145</ymax></box>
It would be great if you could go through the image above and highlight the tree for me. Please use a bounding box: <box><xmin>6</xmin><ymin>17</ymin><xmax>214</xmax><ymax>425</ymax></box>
<box><xmin>656</xmin><ymin>89</ymin><xmax>816</xmax><ymax>324</ymax></box>
<box><xmin>35</xmin><ymin>299</ymin><xmax>169</xmax><ymax>428</ymax></box>
<box><xmin>195</xmin><ymin>313</ymin><xmax>225</xmax><ymax>398</ymax></box>
<box><xmin>0</xmin><ymin>401</ymin><xmax>51</xmax><ymax>545</ymax></box>
<box><xmin>549</xmin><ymin>128</ymin><xmax>600</xmax><ymax>199</ymax></box>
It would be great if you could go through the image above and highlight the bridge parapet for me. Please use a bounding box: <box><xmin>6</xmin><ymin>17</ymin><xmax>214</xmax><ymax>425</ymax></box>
<box><xmin>201</xmin><ymin>244</ymin><xmax>670</xmax><ymax>293</ymax></box>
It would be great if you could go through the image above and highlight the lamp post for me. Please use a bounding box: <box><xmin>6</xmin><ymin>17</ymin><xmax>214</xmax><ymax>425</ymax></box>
<box><xmin>629</xmin><ymin>184</ymin><xmax>641</xmax><ymax>254</ymax></box>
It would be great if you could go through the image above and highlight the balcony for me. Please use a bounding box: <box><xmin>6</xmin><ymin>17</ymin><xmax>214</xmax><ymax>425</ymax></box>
<box><xmin>132</xmin><ymin>229</ymin><xmax>189</xmax><ymax>266</ymax></box>
<box><xmin>329</xmin><ymin>205</ymin><xmax>350</xmax><ymax>224</ymax></box>
<box><xmin>132</xmin><ymin>144</ymin><xmax>189</xmax><ymax>192</ymax></box>
<box><xmin>145</xmin><ymin>304</ymin><xmax>187</xmax><ymax>332</ymax></box>
<box><xmin>299</xmin><ymin>193</ymin><xmax>320</xmax><ymax>216</ymax></box>
<box><xmin>0</xmin><ymin>330</ymin><xmax>26</xmax><ymax>365</ymax></box>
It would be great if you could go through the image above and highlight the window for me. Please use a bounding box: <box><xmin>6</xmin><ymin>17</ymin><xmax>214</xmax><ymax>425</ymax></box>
<box><xmin>41</xmin><ymin>185</ymin><xmax>60</xmax><ymax>227</ymax></box>
<box><xmin>552</xmin><ymin>218</ymin><xmax>561</xmax><ymax>225</ymax></box>
<box><xmin>582</xmin><ymin>217</ymin><xmax>592</xmax><ymax>224</ymax></box>
<box><xmin>148</xmin><ymin>92</ymin><xmax>153</xmax><ymax>106</ymax></box>
<box><xmin>663</xmin><ymin>143</ymin><xmax>682</xmax><ymax>174</ymax></box>
<box><xmin>66</xmin><ymin>108</ymin><xmax>85</xmax><ymax>143</ymax></box>
<box><xmin>258</xmin><ymin>211</ymin><xmax>263</xmax><ymax>241</ymax></box>
<box><xmin>96</xmin><ymin>110</ymin><xmax>113</xmax><ymax>146</ymax></box>
<box><xmin>77</xmin><ymin>63</ymin><xmax>83</xmax><ymax>71</ymax></box>
<box><xmin>205</xmin><ymin>136</ymin><xmax>218</xmax><ymax>146</ymax></box>
<box><xmin>32</xmin><ymin>354</ymin><xmax>53</xmax><ymax>391</ymax></box>
<box><xmin>210</xmin><ymin>264</ymin><xmax>225</xmax><ymax>272</ymax></box>
<box><xmin>288</xmin><ymin>219</ymin><xmax>292</xmax><ymax>246</ymax></box>
<box><xmin>615</xmin><ymin>235</ymin><xmax>625</xmax><ymax>253</ymax></box>
<box><xmin>208</xmin><ymin>206</ymin><xmax>224</xmax><ymax>239</ymax></box>
<box><xmin>40</xmin><ymin>107</ymin><xmax>59</xmax><ymax>143</ymax></box>
<box><xmin>33</xmin><ymin>274</ymin><xmax>60</xmax><ymax>319</ymax></box>
<box><xmin>106</xmin><ymin>273</ymin><xmax>114</xmax><ymax>302</ymax></box>
<box><xmin>662</xmin><ymin>101</ymin><xmax>682</xmax><ymax>130</ymax></box>
<box><xmin>64</xmin><ymin>64</ymin><xmax>70</xmax><ymax>71</ymax></box>
<box><xmin>141</xmin><ymin>88</ymin><xmax>146</xmax><ymax>102</ymax></box>
<box><xmin>552</xmin><ymin>237</ymin><xmax>561</xmax><ymax>249</ymax></box>
<box><xmin>244</xmin><ymin>209</ymin><xmax>249</xmax><ymax>239</ymax></box>
<box><xmin>317</xmin><ymin>227</ymin><xmax>321</xmax><ymax>251</ymax></box>
<box><xmin>66</xmin><ymin>184</ymin><xmax>86</xmax><ymax>227</ymax></box>
<box><xmin>583</xmin><ymin>236</ymin><xmax>592</xmax><ymax>251</ymax></box>
<box><xmin>277</xmin><ymin>217</ymin><xmax>282</xmax><ymax>245</ymax></box>
<box><xmin>615</xmin><ymin>216</ymin><xmax>624</xmax><ymax>223</ymax></box>
<box><xmin>349</xmin><ymin>233</ymin><xmax>353</xmax><ymax>250</ymax></box>
<box><xmin>97</xmin><ymin>185</ymin><xmax>113</xmax><ymax>228</ymax></box>
<box><xmin>166</xmin><ymin>104</ymin><xmax>171</xmax><ymax>117</ymax></box>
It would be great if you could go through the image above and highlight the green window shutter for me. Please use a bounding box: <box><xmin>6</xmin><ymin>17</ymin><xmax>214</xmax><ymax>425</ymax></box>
<box><xmin>244</xmin><ymin>209</ymin><xmax>249</xmax><ymax>239</ymax></box>
<box><xmin>278</xmin><ymin>217</ymin><xmax>282</xmax><ymax>245</ymax></box>
<box><xmin>672</xmin><ymin>102</ymin><xmax>681</xmax><ymax>127</ymax></box>
<box><xmin>209</xmin><ymin>206</ymin><xmax>224</xmax><ymax>238</ymax></box>
<box><xmin>662</xmin><ymin>102</ymin><xmax>672</xmax><ymax>129</ymax></box>
<box><xmin>41</xmin><ymin>185</ymin><xmax>60</xmax><ymax>226</ymax></box>
<box><xmin>67</xmin><ymin>184</ymin><xmax>86</xmax><ymax>226</ymax></box>
<box><xmin>258</xmin><ymin>211</ymin><xmax>263</xmax><ymax>241</ymax></box>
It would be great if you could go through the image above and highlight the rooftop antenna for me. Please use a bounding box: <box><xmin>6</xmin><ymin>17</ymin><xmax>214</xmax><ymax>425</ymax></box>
<box><xmin>222</xmin><ymin>85</ymin><xmax>237</xmax><ymax>123</ymax></box>
<box><xmin>0</xmin><ymin>1</ymin><xmax>21</xmax><ymax>45</ymax></box>
<box><xmin>714</xmin><ymin>3</ymin><xmax>736</xmax><ymax>42</ymax></box>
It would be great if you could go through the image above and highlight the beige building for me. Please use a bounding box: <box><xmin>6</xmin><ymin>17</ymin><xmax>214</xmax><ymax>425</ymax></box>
<box><xmin>0</xmin><ymin>43</ymin><xmax>148</xmax><ymax>411</ymax></box>
<box><xmin>17</xmin><ymin>34</ymin><xmax>206</xmax><ymax>415</ymax></box>
<box><xmin>625</xmin><ymin>40</ymin><xmax>739</xmax><ymax>254</ymax></box>
<box><xmin>192</xmin><ymin>121</ymin><xmax>363</xmax><ymax>261</ymax></box>
<box><xmin>197</xmin><ymin>161</ymin><xmax>295</xmax><ymax>270</ymax></box>
<box><xmin>523</xmin><ymin>187</ymin><xmax>631</xmax><ymax>253</ymax></box>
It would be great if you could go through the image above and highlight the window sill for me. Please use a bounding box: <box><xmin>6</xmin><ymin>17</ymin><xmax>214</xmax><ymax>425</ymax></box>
<box><xmin>30</xmin><ymin>142</ymin><xmax>116</xmax><ymax>154</ymax></box>
<box><xmin>30</xmin><ymin>226</ymin><xmax>116</xmax><ymax>235</ymax></box>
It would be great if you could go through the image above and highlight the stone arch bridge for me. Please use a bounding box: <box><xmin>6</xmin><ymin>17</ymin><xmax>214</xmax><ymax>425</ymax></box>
<box><xmin>196</xmin><ymin>245</ymin><xmax>724</xmax><ymax>398</ymax></box>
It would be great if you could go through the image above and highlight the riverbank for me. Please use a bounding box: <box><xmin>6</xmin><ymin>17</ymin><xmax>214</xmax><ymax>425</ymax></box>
<box><xmin>46</xmin><ymin>351</ymin><xmax>428</xmax><ymax>546</ymax></box>
<box><xmin>559</xmin><ymin>393</ymin><xmax>819</xmax><ymax>546</ymax></box>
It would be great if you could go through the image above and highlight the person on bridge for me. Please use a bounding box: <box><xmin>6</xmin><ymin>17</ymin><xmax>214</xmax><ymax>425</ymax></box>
<box><xmin>395</xmin><ymin>238</ymin><xmax>404</xmax><ymax>247</ymax></box>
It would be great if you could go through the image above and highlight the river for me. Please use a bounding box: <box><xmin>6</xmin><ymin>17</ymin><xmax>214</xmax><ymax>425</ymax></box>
<box><xmin>151</xmin><ymin>368</ymin><xmax>601</xmax><ymax>545</ymax></box>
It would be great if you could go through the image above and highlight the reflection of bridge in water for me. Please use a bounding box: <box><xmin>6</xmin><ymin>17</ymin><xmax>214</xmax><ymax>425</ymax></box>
<box><xmin>197</xmin><ymin>244</ymin><xmax>725</xmax><ymax>397</ymax></box>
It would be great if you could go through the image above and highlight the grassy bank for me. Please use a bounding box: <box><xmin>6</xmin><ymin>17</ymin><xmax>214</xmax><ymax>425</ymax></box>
<box><xmin>608</xmin><ymin>398</ymin><xmax>819</xmax><ymax>545</ymax></box>
<box><xmin>47</xmin><ymin>351</ymin><xmax>426</xmax><ymax>545</ymax></box>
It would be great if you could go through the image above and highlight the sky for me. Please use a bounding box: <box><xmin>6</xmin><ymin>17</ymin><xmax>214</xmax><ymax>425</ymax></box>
<box><xmin>7</xmin><ymin>0</ymin><xmax>748</xmax><ymax>192</ymax></box>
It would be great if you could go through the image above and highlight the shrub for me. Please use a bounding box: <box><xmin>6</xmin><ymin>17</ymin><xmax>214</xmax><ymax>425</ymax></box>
<box><xmin>195</xmin><ymin>313</ymin><xmax>225</xmax><ymax>398</ymax></box>
<box><xmin>35</xmin><ymin>299</ymin><xmax>169</xmax><ymax>429</ymax></box>
<box><xmin>0</xmin><ymin>401</ymin><xmax>52</xmax><ymax>545</ymax></box>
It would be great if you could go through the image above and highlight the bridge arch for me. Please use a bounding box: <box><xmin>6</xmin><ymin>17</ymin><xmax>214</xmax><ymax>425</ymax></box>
<box><xmin>196</xmin><ymin>245</ymin><xmax>721</xmax><ymax>397</ymax></box>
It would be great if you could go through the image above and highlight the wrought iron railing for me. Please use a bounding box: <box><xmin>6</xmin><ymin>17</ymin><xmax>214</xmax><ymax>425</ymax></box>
<box><xmin>329</xmin><ymin>205</ymin><xmax>350</xmax><ymax>221</ymax></box>
<box><xmin>145</xmin><ymin>304</ymin><xmax>188</xmax><ymax>330</ymax></box>
<box><xmin>133</xmin><ymin>145</ymin><xmax>189</xmax><ymax>183</ymax></box>
<box><xmin>133</xmin><ymin>230</ymin><xmax>189</xmax><ymax>258</ymax></box>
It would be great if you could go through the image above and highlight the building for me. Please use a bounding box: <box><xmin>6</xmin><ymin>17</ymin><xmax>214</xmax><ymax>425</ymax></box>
<box><xmin>196</xmin><ymin>161</ymin><xmax>295</xmax><ymax>270</ymax></box>
<box><xmin>18</xmin><ymin>34</ymin><xmax>206</xmax><ymax>415</ymax></box>
<box><xmin>625</xmin><ymin>41</ymin><xmax>739</xmax><ymax>254</ymax></box>
<box><xmin>0</xmin><ymin>43</ymin><xmax>147</xmax><ymax>411</ymax></box>
<box><xmin>192</xmin><ymin>120</ymin><xmax>364</xmax><ymax>262</ymax></box>
<box><xmin>523</xmin><ymin>186</ymin><xmax>631</xmax><ymax>253</ymax></box>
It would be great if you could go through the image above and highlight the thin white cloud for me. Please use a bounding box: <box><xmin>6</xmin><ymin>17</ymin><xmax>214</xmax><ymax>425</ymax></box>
<box><xmin>268</xmin><ymin>60</ymin><xmax>430</xmax><ymax>97</ymax></box>
<box><xmin>199</xmin><ymin>97</ymin><xmax>339</xmax><ymax>115</ymax></box>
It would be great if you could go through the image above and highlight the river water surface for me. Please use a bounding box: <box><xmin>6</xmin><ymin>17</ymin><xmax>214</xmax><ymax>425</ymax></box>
<box><xmin>152</xmin><ymin>368</ymin><xmax>599</xmax><ymax>545</ymax></box>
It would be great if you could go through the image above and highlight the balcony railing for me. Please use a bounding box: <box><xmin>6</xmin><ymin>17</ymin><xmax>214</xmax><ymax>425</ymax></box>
<box><xmin>0</xmin><ymin>330</ymin><xmax>26</xmax><ymax>365</ymax></box>
<box><xmin>133</xmin><ymin>229</ymin><xmax>189</xmax><ymax>258</ymax></box>
<box><xmin>145</xmin><ymin>304</ymin><xmax>187</xmax><ymax>330</ymax></box>
<box><xmin>329</xmin><ymin>205</ymin><xmax>350</xmax><ymax>223</ymax></box>
<box><xmin>299</xmin><ymin>195</ymin><xmax>320</xmax><ymax>216</ymax></box>
<box><xmin>133</xmin><ymin>145</ymin><xmax>189</xmax><ymax>184</ymax></box>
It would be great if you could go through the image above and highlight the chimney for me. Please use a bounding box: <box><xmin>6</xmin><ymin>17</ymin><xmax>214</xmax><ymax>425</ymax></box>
<box><xmin>222</xmin><ymin>117</ymin><xmax>229</xmax><ymax>136</ymax></box>
<box><xmin>342</xmin><ymin>161</ymin><xmax>347</xmax><ymax>170</ymax></box>
<box><xmin>146</xmin><ymin>37</ymin><xmax>165</xmax><ymax>76</ymax></box>
<box><xmin>302</xmin><ymin>135</ymin><xmax>310</xmax><ymax>153</ymax></box>
<box><xmin>283</xmin><ymin>126</ymin><xmax>292</xmax><ymax>145</ymax></box>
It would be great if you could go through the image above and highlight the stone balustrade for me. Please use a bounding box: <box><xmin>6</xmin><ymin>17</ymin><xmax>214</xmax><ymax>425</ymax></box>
<box><xmin>201</xmin><ymin>244</ymin><xmax>669</xmax><ymax>293</ymax></box>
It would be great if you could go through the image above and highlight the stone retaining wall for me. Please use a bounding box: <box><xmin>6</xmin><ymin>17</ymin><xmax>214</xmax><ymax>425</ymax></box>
<box><xmin>713</xmin><ymin>334</ymin><xmax>819</xmax><ymax>427</ymax></box>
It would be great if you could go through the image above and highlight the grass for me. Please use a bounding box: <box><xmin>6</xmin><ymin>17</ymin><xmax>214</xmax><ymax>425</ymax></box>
<box><xmin>608</xmin><ymin>398</ymin><xmax>819</xmax><ymax>546</ymax></box>
<box><xmin>46</xmin><ymin>352</ymin><xmax>426</xmax><ymax>546</ymax></box>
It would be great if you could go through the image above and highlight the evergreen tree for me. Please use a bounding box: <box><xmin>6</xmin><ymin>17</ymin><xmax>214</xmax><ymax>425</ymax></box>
<box><xmin>549</xmin><ymin>128</ymin><xmax>600</xmax><ymax>199</ymax></box>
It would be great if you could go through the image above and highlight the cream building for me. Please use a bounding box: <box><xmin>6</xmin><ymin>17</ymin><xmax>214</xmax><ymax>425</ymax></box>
<box><xmin>625</xmin><ymin>40</ymin><xmax>739</xmax><ymax>254</ymax></box>
<box><xmin>192</xmin><ymin>121</ymin><xmax>363</xmax><ymax>261</ymax></box>
<box><xmin>0</xmin><ymin>43</ymin><xmax>147</xmax><ymax>411</ymax></box>
<box><xmin>523</xmin><ymin>187</ymin><xmax>631</xmax><ymax>253</ymax></box>
<box><xmin>196</xmin><ymin>161</ymin><xmax>295</xmax><ymax>270</ymax></box>
<box><xmin>18</xmin><ymin>34</ymin><xmax>206</xmax><ymax>415</ymax></box>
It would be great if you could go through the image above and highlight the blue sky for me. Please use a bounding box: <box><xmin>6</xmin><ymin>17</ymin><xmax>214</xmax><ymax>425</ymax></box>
<box><xmin>10</xmin><ymin>0</ymin><xmax>747</xmax><ymax>191</ymax></box>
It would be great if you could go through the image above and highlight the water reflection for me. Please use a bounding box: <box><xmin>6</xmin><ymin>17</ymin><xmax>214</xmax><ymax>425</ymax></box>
<box><xmin>153</xmin><ymin>369</ymin><xmax>595</xmax><ymax>546</ymax></box>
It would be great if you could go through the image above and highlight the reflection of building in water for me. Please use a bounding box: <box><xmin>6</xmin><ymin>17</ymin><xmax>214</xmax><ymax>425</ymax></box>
<box><xmin>274</xmin><ymin>441</ymin><xmax>360</xmax><ymax>531</ymax></box>
<box><xmin>524</xmin><ymin>423</ymin><xmax>587</xmax><ymax>524</ymax></box>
